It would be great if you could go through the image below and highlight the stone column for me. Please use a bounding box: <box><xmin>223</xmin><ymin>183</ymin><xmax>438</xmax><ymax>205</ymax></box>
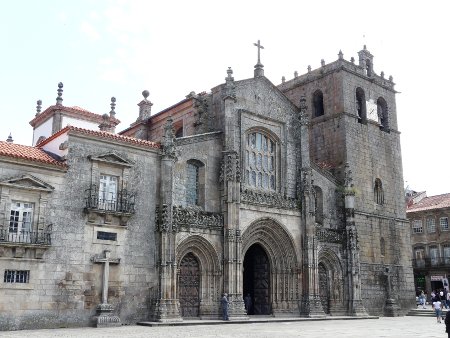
<box><xmin>383</xmin><ymin>266</ymin><xmax>401</xmax><ymax>316</ymax></box>
<box><xmin>153</xmin><ymin>117</ymin><xmax>182</xmax><ymax>322</ymax></box>
<box><xmin>344</xmin><ymin>164</ymin><xmax>368</xmax><ymax>316</ymax></box>
<box><xmin>220</xmin><ymin>69</ymin><xmax>247</xmax><ymax>320</ymax></box>
<box><xmin>92</xmin><ymin>249</ymin><xmax>121</xmax><ymax>327</ymax></box>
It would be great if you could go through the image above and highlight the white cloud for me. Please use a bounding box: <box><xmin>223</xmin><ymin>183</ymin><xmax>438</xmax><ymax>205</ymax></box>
<box><xmin>80</xmin><ymin>21</ymin><xmax>101</xmax><ymax>41</ymax></box>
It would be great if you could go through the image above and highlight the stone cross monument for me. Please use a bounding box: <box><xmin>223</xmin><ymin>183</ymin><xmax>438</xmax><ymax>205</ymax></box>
<box><xmin>92</xmin><ymin>249</ymin><xmax>121</xmax><ymax>327</ymax></box>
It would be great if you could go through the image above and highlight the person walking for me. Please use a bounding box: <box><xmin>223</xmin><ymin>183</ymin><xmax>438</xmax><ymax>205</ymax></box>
<box><xmin>445</xmin><ymin>308</ymin><xmax>450</xmax><ymax>338</ymax></box>
<box><xmin>221</xmin><ymin>293</ymin><xmax>229</xmax><ymax>321</ymax></box>
<box><xmin>419</xmin><ymin>290</ymin><xmax>426</xmax><ymax>309</ymax></box>
<box><xmin>433</xmin><ymin>297</ymin><xmax>443</xmax><ymax>323</ymax></box>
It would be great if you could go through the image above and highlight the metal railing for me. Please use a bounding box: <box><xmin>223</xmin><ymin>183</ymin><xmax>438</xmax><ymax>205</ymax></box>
<box><xmin>85</xmin><ymin>185</ymin><xmax>136</xmax><ymax>214</ymax></box>
<box><xmin>0</xmin><ymin>228</ymin><xmax>51</xmax><ymax>245</ymax></box>
<box><xmin>412</xmin><ymin>257</ymin><xmax>450</xmax><ymax>268</ymax></box>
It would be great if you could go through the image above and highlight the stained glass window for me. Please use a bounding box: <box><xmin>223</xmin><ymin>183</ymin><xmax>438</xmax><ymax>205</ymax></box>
<box><xmin>246</xmin><ymin>132</ymin><xmax>276</xmax><ymax>191</ymax></box>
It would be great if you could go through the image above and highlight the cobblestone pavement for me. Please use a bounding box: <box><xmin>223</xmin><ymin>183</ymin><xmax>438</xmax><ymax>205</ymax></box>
<box><xmin>1</xmin><ymin>316</ymin><xmax>448</xmax><ymax>338</ymax></box>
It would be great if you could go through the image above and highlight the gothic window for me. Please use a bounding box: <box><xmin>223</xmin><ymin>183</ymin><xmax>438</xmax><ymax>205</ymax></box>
<box><xmin>355</xmin><ymin>88</ymin><xmax>366</xmax><ymax>124</ymax></box>
<box><xmin>99</xmin><ymin>174</ymin><xmax>118</xmax><ymax>211</ymax></box>
<box><xmin>427</xmin><ymin>217</ymin><xmax>436</xmax><ymax>233</ymax></box>
<box><xmin>314</xmin><ymin>186</ymin><xmax>323</xmax><ymax>225</ymax></box>
<box><xmin>245</xmin><ymin>131</ymin><xmax>276</xmax><ymax>191</ymax></box>
<box><xmin>412</xmin><ymin>220</ymin><xmax>423</xmax><ymax>234</ymax></box>
<box><xmin>380</xmin><ymin>237</ymin><xmax>386</xmax><ymax>256</ymax></box>
<box><xmin>313</xmin><ymin>90</ymin><xmax>324</xmax><ymax>117</ymax></box>
<box><xmin>186</xmin><ymin>160</ymin><xmax>205</xmax><ymax>207</ymax></box>
<box><xmin>8</xmin><ymin>201</ymin><xmax>33</xmax><ymax>243</ymax></box>
<box><xmin>377</xmin><ymin>97</ymin><xmax>389</xmax><ymax>132</ymax></box>
<box><xmin>374</xmin><ymin>178</ymin><xmax>384</xmax><ymax>205</ymax></box>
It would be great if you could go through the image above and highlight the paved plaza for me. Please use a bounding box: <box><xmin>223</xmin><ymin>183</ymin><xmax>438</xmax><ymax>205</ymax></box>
<box><xmin>1</xmin><ymin>316</ymin><xmax>448</xmax><ymax>338</ymax></box>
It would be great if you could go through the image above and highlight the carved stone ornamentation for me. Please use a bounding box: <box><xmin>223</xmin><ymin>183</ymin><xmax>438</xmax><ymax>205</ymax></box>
<box><xmin>315</xmin><ymin>227</ymin><xmax>344</xmax><ymax>244</ymax></box>
<box><xmin>156</xmin><ymin>204</ymin><xmax>170</xmax><ymax>232</ymax></box>
<box><xmin>219</xmin><ymin>152</ymin><xmax>241</xmax><ymax>183</ymax></box>
<box><xmin>240</xmin><ymin>188</ymin><xmax>299</xmax><ymax>210</ymax></box>
<box><xmin>172</xmin><ymin>205</ymin><xmax>223</xmax><ymax>230</ymax></box>
<box><xmin>161</xmin><ymin>117</ymin><xmax>177</xmax><ymax>160</ymax></box>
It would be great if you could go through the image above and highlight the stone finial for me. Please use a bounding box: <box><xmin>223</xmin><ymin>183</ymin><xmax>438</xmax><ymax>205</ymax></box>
<box><xmin>223</xmin><ymin>67</ymin><xmax>236</xmax><ymax>101</ymax></box>
<box><xmin>294</xmin><ymin>71</ymin><xmax>298</xmax><ymax>78</ymax></box>
<box><xmin>185</xmin><ymin>91</ymin><xmax>196</xmax><ymax>99</ymax></box>
<box><xmin>36</xmin><ymin>99</ymin><xmax>42</xmax><ymax>116</ymax></box>
<box><xmin>6</xmin><ymin>133</ymin><xmax>13</xmax><ymax>143</ymax></box>
<box><xmin>137</xmin><ymin>90</ymin><xmax>153</xmax><ymax>121</ymax></box>
<box><xmin>226</xmin><ymin>67</ymin><xmax>234</xmax><ymax>81</ymax></box>
<box><xmin>281</xmin><ymin>76</ymin><xmax>285</xmax><ymax>83</ymax></box>
<box><xmin>56</xmin><ymin>82</ymin><xmax>63</xmax><ymax>105</ymax></box>
<box><xmin>389</xmin><ymin>75</ymin><xmax>393</xmax><ymax>82</ymax></box>
<box><xmin>380</xmin><ymin>71</ymin><xmax>385</xmax><ymax>79</ymax></box>
<box><xmin>364</xmin><ymin>44</ymin><xmax>367</xmax><ymax>50</ymax></box>
<box><xmin>321</xmin><ymin>59</ymin><xmax>325</xmax><ymax>67</ymax></box>
<box><xmin>307</xmin><ymin>65</ymin><xmax>311</xmax><ymax>73</ymax></box>
<box><xmin>99</xmin><ymin>113</ymin><xmax>111</xmax><ymax>132</ymax></box>
<box><xmin>350</xmin><ymin>57</ymin><xmax>355</xmax><ymax>64</ymax></box>
<box><xmin>338</xmin><ymin>50</ymin><xmax>344</xmax><ymax>60</ymax></box>
<box><xmin>109</xmin><ymin>97</ymin><xmax>116</xmax><ymax>117</ymax></box>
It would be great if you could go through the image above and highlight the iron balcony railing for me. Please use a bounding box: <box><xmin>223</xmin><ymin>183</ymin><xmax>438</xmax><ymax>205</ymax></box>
<box><xmin>85</xmin><ymin>185</ymin><xmax>136</xmax><ymax>214</ymax></box>
<box><xmin>412</xmin><ymin>257</ymin><xmax>450</xmax><ymax>269</ymax></box>
<box><xmin>0</xmin><ymin>227</ymin><xmax>52</xmax><ymax>245</ymax></box>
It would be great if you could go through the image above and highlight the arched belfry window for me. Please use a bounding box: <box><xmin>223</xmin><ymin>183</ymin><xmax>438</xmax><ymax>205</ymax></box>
<box><xmin>374</xmin><ymin>178</ymin><xmax>384</xmax><ymax>205</ymax></box>
<box><xmin>186</xmin><ymin>159</ymin><xmax>205</xmax><ymax>207</ymax></box>
<box><xmin>355</xmin><ymin>88</ymin><xmax>367</xmax><ymax>124</ymax></box>
<box><xmin>366</xmin><ymin>59</ymin><xmax>372</xmax><ymax>77</ymax></box>
<box><xmin>377</xmin><ymin>97</ymin><xmax>389</xmax><ymax>132</ymax></box>
<box><xmin>245</xmin><ymin>131</ymin><xmax>276</xmax><ymax>191</ymax></box>
<box><xmin>313</xmin><ymin>90</ymin><xmax>324</xmax><ymax>117</ymax></box>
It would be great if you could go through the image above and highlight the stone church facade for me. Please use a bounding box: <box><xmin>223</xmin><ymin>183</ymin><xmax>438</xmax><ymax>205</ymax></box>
<box><xmin>0</xmin><ymin>46</ymin><xmax>414</xmax><ymax>330</ymax></box>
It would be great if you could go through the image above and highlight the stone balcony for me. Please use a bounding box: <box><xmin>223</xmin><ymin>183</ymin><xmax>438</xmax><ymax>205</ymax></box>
<box><xmin>0</xmin><ymin>225</ymin><xmax>52</xmax><ymax>259</ymax></box>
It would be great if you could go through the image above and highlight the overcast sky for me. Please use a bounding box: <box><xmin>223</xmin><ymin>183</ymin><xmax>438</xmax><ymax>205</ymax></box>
<box><xmin>1</xmin><ymin>0</ymin><xmax>448</xmax><ymax>196</ymax></box>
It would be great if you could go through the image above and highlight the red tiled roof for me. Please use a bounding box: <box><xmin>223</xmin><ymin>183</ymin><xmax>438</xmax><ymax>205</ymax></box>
<box><xmin>29</xmin><ymin>105</ymin><xmax>120</xmax><ymax>127</ymax></box>
<box><xmin>406</xmin><ymin>193</ymin><xmax>450</xmax><ymax>212</ymax></box>
<box><xmin>38</xmin><ymin>126</ymin><xmax>160</xmax><ymax>149</ymax></box>
<box><xmin>0</xmin><ymin>141</ymin><xmax>67</xmax><ymax>168</ymax></box>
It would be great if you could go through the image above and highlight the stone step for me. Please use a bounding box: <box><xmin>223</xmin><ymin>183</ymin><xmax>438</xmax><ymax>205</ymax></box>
<box><xmin>406</xmin><ymin>308</ymin><xmax>448</xmax><ymax>317</ymax></box>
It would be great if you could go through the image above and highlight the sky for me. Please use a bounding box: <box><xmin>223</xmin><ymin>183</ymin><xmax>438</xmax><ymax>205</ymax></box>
<box><xmin>0</xmin><ymin>0</ymin><xmax>448</xmax><ymax>196</ymax></box>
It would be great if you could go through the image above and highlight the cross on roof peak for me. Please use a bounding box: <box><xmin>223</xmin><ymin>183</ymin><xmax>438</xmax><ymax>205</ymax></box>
<box><xmin>254</xmin><ymin>40</ymin><xmax>264</xmax><ymax>65</ymax></box>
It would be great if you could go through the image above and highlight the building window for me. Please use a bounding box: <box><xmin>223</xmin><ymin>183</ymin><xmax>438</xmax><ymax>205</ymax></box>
<box><xmin>443</xmin><ymin>245</ymin><xmax>450</xmax><ymax>264</ymax></box>
<box><xmin>245</xmin><ymin>132</ymin><xmax>276</xmax><ymax>191</ymax></box>
<box><xmin>175</xmin><ymin>127</ymin><xmax>183</xmax><ymax>138</ymax></box>
<box><xmin>186</xmin><ymin>160</ymin><xmax>205</xmax><ymax>207</ymax></box>
<box><xmin>186</xmin><ymin>163</ymin><xmax>200</xmax><ymax>206</ymax></box>
<box><xmin>9</xmin><ymin>202</ymin><xmax>34</xmax><ymax>242</ymax></box>
<box><xmin>355</xmin><ymin>87</ymin><xmax>366</xmax><ymax>124</ymax></box>
<box><xmin>4</xmin><ymin>270</ymin><xmax>30</xmax><ymax>283</ymax></box>
<box><xmin>414</xmin><ymin>247</ymin><xmax>425</xmax><ymax>268</ymax></box>
<box><xmin>441</xmin><ymin>217</ymin><xmax>449</xmax><ymax>231</ymax></box>
<box><xmin>427</xmin><ymin>217</ymin><xmax>436</xmax><ymax>233</ymax></box>
<box><xmin>314</xmin><ymin>186</ymin><xmax>323</xmax><ymax>225</ymax></box>
<box><xmin>412</xmin><ymin>220</ymin><xmax>423</xmax><ymax>234</ymax></box>
<box><xmin>429</xmin><ymin>246</ymin><xmax>439</xmax><ymax>266</ymax></box>
<box><xmin>312</xmin><ymin>90</ymin><xmax>324</xmax><ymax>117</ymax></box>
<box><xmin>374</xmin><ymin>178</ymin><xmax>384</xmax><ymax>205</ymax></box>
<box><xmin>380</xmin><ymin>237</ymin><xmax>386</xmax><ymax>256</ymax></box>
<box><xmin>99</xmin><ymin>174</ymin><xmax>118</xmax><ymax>210</ymax></box>
<box><xmin>97</xmin><ymin>231</ymin><xmax>117</xmax><ymax>241</ymax></box>
<box><xmin>377</xmin><ymin>97</ymin><xmax>389</xmax><ymax>132</ymax></box>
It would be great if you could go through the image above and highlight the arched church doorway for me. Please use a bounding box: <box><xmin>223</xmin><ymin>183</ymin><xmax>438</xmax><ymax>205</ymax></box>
<box><xmin>179</xmin><ymin>252</ymin><xmax>200</xmax><ymax>317</ymax></box>
<box><xmin>243</xmin><ymin>243</ymin><xmax>271</xmax><ymax>315</ymax></box>
<box><xmin>318</xmin><ymin>262</ymin><xmax>330</xmax><ymax>314</ymax></box>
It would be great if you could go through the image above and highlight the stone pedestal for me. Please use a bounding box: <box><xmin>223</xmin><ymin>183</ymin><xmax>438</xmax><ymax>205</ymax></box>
<box><xmin>300</xmin><ymin>295</ymin><xmax>326</xmax><ymax>318</ymax></box>
<box><xmin>227</xmin><ymin>296</ymin><xmax>248</xmax><ymax>321</ymax></box>
<box><xmin>95</xmin><ymin>303</ymin><xmax>121</xmax><ymax>328</ymax></box>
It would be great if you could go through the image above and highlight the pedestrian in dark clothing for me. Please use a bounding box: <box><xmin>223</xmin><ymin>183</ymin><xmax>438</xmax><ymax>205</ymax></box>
<box><xmin>221</xmin><ymin>293</ymin><xmax>229</xmax><ymax>320</ymax></box>
<box><xmin>445</xmin><ymin>309</ymin><xmax>450</xmax><ymax>338</ymax></box>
